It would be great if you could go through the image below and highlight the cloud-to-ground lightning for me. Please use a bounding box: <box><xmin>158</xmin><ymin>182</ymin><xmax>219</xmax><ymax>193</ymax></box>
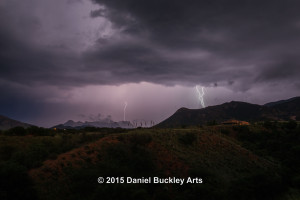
<box><xmin>196</xmin><ymin>85</ymin><xmax>206</xmax><ymax>108</ymax></box>
<box><xmin>123</xmin><ymin>101</ymin><xmax>128</xmax><ymax>121</ymax></box>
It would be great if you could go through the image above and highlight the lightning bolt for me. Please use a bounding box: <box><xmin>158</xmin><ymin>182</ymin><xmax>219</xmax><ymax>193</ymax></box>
<box><xmin>124</xmin><ymin>101</ymin><xmax>128</xmax><ymax>121</ymax></box>
<box><xmin>196</xmin><ymin>85</ymin><xmax>205</xmax><ymax>108</ymax></box>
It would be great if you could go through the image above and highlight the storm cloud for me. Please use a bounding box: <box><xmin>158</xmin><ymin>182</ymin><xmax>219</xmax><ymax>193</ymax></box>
<box><xmin>0</xmin><ymin>0</ymin><xmax>299</xmax><ymax>126</ymax></box>
<box><xmin>1</xmin><ymin>0</ymin><xmax>300</xmax><ymax>88</ymax></box>
<box><xmin>86</xmin><ymin>0</ymin><xmax>300</xmax><ymax>88</ymax></box>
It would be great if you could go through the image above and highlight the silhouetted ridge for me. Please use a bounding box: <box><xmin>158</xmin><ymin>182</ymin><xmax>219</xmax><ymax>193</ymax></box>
<box><xmin>0</xmin><ymin>115</ymin><xmax>32</xmax><ymax>130</ymax></box>
<box><xmin>156</xmin><ymin>97</ymin><xmax>300</xmax><ymax>128</ymax></box>
<box><xmin>264</xmin><ymin>96</ymin><xmax>300</xmax><ymax>107</ymax></box>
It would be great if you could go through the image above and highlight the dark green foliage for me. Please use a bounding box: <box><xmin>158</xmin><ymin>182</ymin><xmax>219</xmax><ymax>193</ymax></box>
<box><xmin>0</xmin><ymin>129</ymin><xmax>129</xmax><ymax>200</ymax></box>
<box><xmin>180</xmin><ymin>167</ymin><xmax>222</xmax><ymax>200</ymax></box>
<box><xmin>2</xmin><ymin>126</ymin><xmax>55</xmax><ymax>136</ymax></box>
<box><xmin>83</xmin><ymin>127</ymin><xmax>129</xmax><ymax>134</ymax></box>
<box><xmin>206</xmin><ymin>120</ymin><xmax>218</xmax><ymax>126</ymax></box>
<box><xmin>220</xmin><ymin>128</ymin><xmax>230</xmax><ymax>135</ymax></box>
<box><xmin>232</xmin><ymin>125</ymin><xmax>250</xmax><ymax>134</ymax></box>
<box><xmin>263</xmin><ymin>120</ymin><xmax>275</xmax><ymax>129</ymax></box>
<box><xmin>0</xmin><ymin>125</ymin><xmax>299</xmax><ymax>199</ymax></box>
<box><xmin>61</xmin><ymin>143</ymin><xmax>159</xmax><ymax>200</ymax></box>
<box><xmin>5</xmin><ymin>126</ymin><xmax>27</xmax><ymax>135</ymax></box>
<box><xmin>0</xmin><ymin>145</ymin><xmax>15</xmax><ymax>161</ymax></box>
<box><xmin>2</xmin><ymin>126</ymin><xmax>129</xmax><ymax>137</ymax></box>
<box><xmin>27</xmin><ymin>126</ymin><xmax>54</xmax><ymax>136</ymax></box>
<box><xmin>235</xmin><ymin>123</ymin><xmax>300</xmax><ymax>198</ymax></box>
<box><xmin>0</xmin><ymin>132</ymin><xmax>106</xmax><ymax>169</ymax></box>
<box><xmin>181</xmin><ymin>124</ymin><xmax>187</xmax><ymax>129</ymax></box>
<box><xmin>92</xmin><ymin>184</ymin><xmax>152</xmax><ymax>200</ymax></box>
<box><xmin>178</xmin><ymin>132</ymin><xmax>197</xmax><ymax>145</ymax></box>
<box><xmin>283</xmin><ymin>120</ymin><xmax>298</xmax><ymax>130</ymax></box>
<box><xmin>100</xmin><ymin>143</ymin><xmax>155</xmax><ymax>176</ymax></box>
<box><xmin>128</xmin><ymin>133</ymin><xmax>152</xmax><ymax>146</ymax></box>
<box><xmin>228</xmin><ymin>171</ymin><xmax>286</xmax><ymax>200</ymax></box>
<box><xmin>0</xmin><ymin>161</ymin><xmax>37</xmax><ymax>200</ymax></box>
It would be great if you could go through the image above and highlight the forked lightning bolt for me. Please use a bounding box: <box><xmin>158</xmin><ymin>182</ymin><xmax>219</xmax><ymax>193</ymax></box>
<box><xmin>196</xmin><ymin>86</ymin><xmax>205</xmax><ymax>108</ymax></box>
<box><xmin>124</xmin><ymin>101</ymin><xmax>128</xmax><ymax>121</ymax></box>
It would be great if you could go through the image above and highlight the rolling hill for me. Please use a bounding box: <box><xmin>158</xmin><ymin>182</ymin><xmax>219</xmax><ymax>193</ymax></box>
<box><xmin>28</xmin><ymin>128</ymin><xmax>279</xmax><ymax>200</ymax></box>
<box><xmin>0</xmin><ymin>114</ymin><xmax>32</xmax><ymax>130</ymax></box>
<box><xmin>1</xmin><ymin>118</ymin><xmax>299</xmax><ymax>199</ymax></box>
<box><xmin>266</xmin><ymin>97</ymin><xmax>300</xmax><ymax>120</ymax></box>
<box><xmin>264</xmin><ymin>96</ymin><xmax>300</xmax><ymax>107</ymax></box>
<box><xmin>156</xmin><ymin>97</ymin><xmax>300</xmax><ymax>128</ymax></box>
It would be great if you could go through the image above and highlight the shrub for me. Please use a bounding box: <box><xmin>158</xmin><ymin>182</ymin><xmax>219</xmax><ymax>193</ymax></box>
<box><xmin>6</xmin><ymin>126</ymin><xmax>26</xmax><ymax>136</ymax></box>
<box><xmin>284</xmin><ymin>120</ymin><xmax>297</xmax><ymax>130</ymax></box>
<box><xmin>220</xmin><ymin>128</ymin><xmax>230</xmax><ymax>135</ymax></box>
<box><xmin>178</xmin><ymin>132</ymin><xmax>197</xmax><ymax>145</ymax></box>
<box><xmin>27</xmin><ymin>126</ymin><xmax>53</xmax><ymax>136</ymax></box>
<box><xmin>233</xmin><ymin>125</ymin><xmax>250</xmax><ymax>134</ymax></box>
<box><xmin>0</xmin><ymin>161</ymin><xmax>37</xmax><ymax>200</ymax></box>
<box><xmin>206</xmin><ymin>120</ymin><xmax>218</xmax><ymax>126</ymax></box>
<box><xmin>0</xmin><ymin>145</ymin><xmax>15</xmax><ymax>161</ymax></box>
<box><xmin>129</xmin><ymin>133</ymin><xmax>152</xmax><ymax>146</ymax></box>
<box><xmin>228</xmin><ymin>170</ymin><xmax>286</xmax><ymax>200</ymax></box>
<box><xmin>263</xmin><ymin>120</ymin><xmax>273</xmax><ymax>129</ymax></box>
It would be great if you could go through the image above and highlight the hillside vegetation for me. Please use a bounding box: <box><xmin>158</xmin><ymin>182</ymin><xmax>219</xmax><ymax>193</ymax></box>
<box><xmin>0</xmin><ymin>122</ymin><xmax>299</xmax><ymax>200</ymax></box>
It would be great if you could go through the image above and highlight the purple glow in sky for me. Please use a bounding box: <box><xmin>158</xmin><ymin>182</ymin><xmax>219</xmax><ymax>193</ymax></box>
<box><xmin>0</xmin><ymin>0</ymin><xmax>299</xmax><ymax>127</ymax></box>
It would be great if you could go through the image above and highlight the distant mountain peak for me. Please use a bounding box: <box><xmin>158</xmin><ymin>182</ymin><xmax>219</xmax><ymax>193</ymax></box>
<box><xmin>53</xmin><ymin>118</ymin><xmax>135</xmax><ymax>129</ymax></box>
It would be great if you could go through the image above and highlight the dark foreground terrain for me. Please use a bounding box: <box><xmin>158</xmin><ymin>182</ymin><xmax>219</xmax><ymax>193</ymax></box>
<box><xmin>0</xmin><ymin>122</ymin><xmax>299</xmax><ymax>200</ymax></box>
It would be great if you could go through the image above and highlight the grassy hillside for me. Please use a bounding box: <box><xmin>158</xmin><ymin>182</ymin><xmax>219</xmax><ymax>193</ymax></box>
<box><xmin>0</xmin><ymin>123</ymin><xmax>299</xmax><ymax>200</ymax></box>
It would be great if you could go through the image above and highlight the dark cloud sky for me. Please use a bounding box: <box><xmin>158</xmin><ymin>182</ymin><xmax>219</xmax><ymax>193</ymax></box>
<box><xmin>0</xmin><ymin>0</ymin><xmax>299</xmax><ymax>127</ymax></box>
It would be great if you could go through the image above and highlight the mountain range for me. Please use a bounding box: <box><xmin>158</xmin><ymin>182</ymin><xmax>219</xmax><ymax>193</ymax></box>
<box><xmin>52</xmin><ymin>119</ymin><xmax>135</xmax><ymax>129</ymax></box>
<box><xmin>1</xmin><ymin>96</ymin><xmax>299</xmax><ymax>130</ymax></box>
<box><xmin>156</xmin><ymin>96</ymin><xmax>300</xmax><ymax>128</ymax></box>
